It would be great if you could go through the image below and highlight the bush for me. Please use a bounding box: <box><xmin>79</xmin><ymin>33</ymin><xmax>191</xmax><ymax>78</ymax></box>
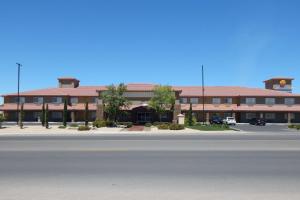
<box><xmin>58</xmin><ymin>125</ymin><xmax>66</xmax><ymax>129</ymax></box>
<box><xmin>184</xmin><ymin>116</ymin><xmax>197</xmax><ymax>126</ymax></box>
<box><xmin>69</xmin><ymin>123</ymin><xmax>79</xmax><ymax>127</ymax></box>
<box><xmin>169</xmin><ymin>124</ymin><xmax>185</xmax><ymax>130</ymax></box>
<box><xmin>105</xmin><ymin>120</ymin><xmax>116</xmax><ymax>127</ymax></box>
<box><xmin>145</xmin><ymin>123</ymin><xmax>152</xmax><ymax>127</ymax></box>
<box><xmin>78</xmin><ymin>125</ymin><xmax>91</xmax><ymax>131</ymax></box>
<box><xmin>296</xmin><ymin>125</ymin><xmax>300</xmax><ymax>130</ymax></box>
<box><xmin>288</xmin><ymin>124</ymin><xmax>295</xmax><ymax>129</ymax></box>
<box><xmin>93</xmin><ymin>120</ymin><xmax>107</xmax><ymax>128</ymax></box>
<box><xmin>153</xmin><ymin>122</ymin><xmax>170</xmax><ymax>126</ymax></box>
<box><xmin>157</xmin><ymin>123</ymin><xmax>169</xmax><ymax>130</ymax></box>
<box><xmin>117</xmin><ymin>122</ymin><xmax>133</xmax><ymax>128</ymax></box>
<box><xmin>0</xmin><ymin>113</ymin><xmax>5</xmax><ymax>128</ymax></box>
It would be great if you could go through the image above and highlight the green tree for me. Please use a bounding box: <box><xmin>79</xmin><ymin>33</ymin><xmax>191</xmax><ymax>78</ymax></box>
<box><xmin>45</xmin><ymin>104</ymin><xmax>49</xmax><ymax>129</ymax></box>
<box><xmin>19</xmin><ymin>103</ymin><xmax>24</xmax><ymax>129</ymax></box>
<box><xmin>187</xmin><ymin>103</ymin><xmax>193</xmax><ymax>126</ymax></box>
<box><xmin>0</xmin><ymin>113</ymin><xmax>5</xmax><ymax>129</ymax></box>
<box><xmin>149</xmin><ymin>85</ymin><xmax>176</xmax><ymax>122</ymax></box>
<box><xmin>41</xmin><ymin>102</ymin><xmax>45</xmax><ymax>126</ymax></box>
<box><xmin>101</xmin><ymin>83</ymin><xmax>130</xmax><ymax>122</ymax></box>
<box><xmin>84</xmin><ymin>101</ymin><xmax>89</xmax><ymax>127</ymax></box>
<box><xmin>63</xmin><ymin>98</ymin><xmax>68</xmax><ymax>127</ymax></box>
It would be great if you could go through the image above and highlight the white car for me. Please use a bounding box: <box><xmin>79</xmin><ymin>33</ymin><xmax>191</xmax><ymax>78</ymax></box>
<box><xmin>223</xmin><ymin>117</ymin><xmax>236</xmax><ymax>125</ymax></box>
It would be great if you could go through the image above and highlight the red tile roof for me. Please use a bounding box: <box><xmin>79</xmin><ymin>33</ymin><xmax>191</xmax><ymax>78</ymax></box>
<box><xmin>2</xmin><ymin>84</ymin><xmax>300</xmax><ymax>97</ymax></box>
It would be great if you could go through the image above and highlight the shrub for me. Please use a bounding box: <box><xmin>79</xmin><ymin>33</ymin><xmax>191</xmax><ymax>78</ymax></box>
<box><xmin>0</xmin><ymin>113</ymin><xmax>5</xmax><ymax>128</ymax></box>
<box><xmin>169</xmin><ymin>124</ymin><xmax>185</xmax><ymax>130</ymax></box>
<box><xmin>184</xmin><ymin>115</ymin><xmax>197</xmax><ymax>126</ymax></box>
<box><xmin>117</xmin><ymin>122</ymin><xmax>133</xmax><ymax>128</ymax></box>
<box><xmin>145</xmin><ymin>123</ymin><xmax>152</xmax><ymax>127</ymax></box>
<box><xmin>157</xmin><ymin>123</ymin><xmax>169</xmax><ymax>130</ymax></box>
<box><xmin>153</xmin><ymin>122</ymin><xmax>170</xmax><ymax>126</ymax></box>
<box><xmin>296</xmin><ymin>125</ymin><xmax>300</xmax><ymax>130</ymax></box>
<box><xmin>106</xmin><ymin>120</ymin><xmax>116</xmax><ymax>127</ymax></box>
<box><xmin>93</xmin><ymin>120</ymin><xmax>107</xmax><ymax>128</ymax></box>
<box><xmin>288</xmin><ymin>124</ymin><xmax>295</xmax><ymax>129</ymax></box>
<box><xmin>58</xmin><ymin>125</ymin><xmax>66</xmax><ymax>129</ymax></box>
<box><xmin>78</xmin><ymin>125</ymin><xmax>91</xmax><ymax>131</ymax></box>
<box><xmin>69</xmin><ymin>123</ymin><xmax>79</xmax><ymax>127</ymax></box>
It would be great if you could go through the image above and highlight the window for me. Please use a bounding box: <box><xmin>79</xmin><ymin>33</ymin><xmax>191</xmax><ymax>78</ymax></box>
<box><xmin>265</xmin><ymin>113</ymin><xmax>275</xmax><ymax>119</ymax></box>
<box><xmin>190</xmin><ymin>98</ymin><xmax>199</xmax><ymax>104</ymax></box>
<box><xmin>265</xmin><ymin>98</ymin><xmax>275</xmax><ymax>105</ymax></box>
<box><xmin>212</xmin><ymin>98</ymin><xmax>221</xmax><ymax>104</ymax></box>
<box><xmin>246</xmin><ymin>98</ymin><xmax>256</xmax><ymax>104</ymax></box>
<box><xmin>70</xmin><ymin>97</ymin><xmax>78</xmax><ymax>104</ymax></box>
<box><xmin>33</xmin><ymin>97</ymin><xmax>43</xmax><ymax>104</ymax></box>
<box><xmin>12</xmin><ymin>97</ymin><xmax>25</xmax><ymax>103</ymax></box>
<box><xmin>92</xmin><ymin>97</ymin><xmax>98</xmax><ymax>103</ymax></box>
<box><xmin>52</xmin><ymin>112</ymin><xmax>62</xmax><ymax>119</ymax></box>
<box><xmin>285</xmin><ymin>98</ymin><xmax>295</xmax><ymax>105</ymax></box>
<box><xmin>180</xmin><ymin>98</ymin><xmax>188</xmax><ymax>104</ymax></box>
<box><xmin>52</xmin><ymin>97</ymin><xmax>62</xmax><ymax>104</ymax></box>
<box><xmin>224</xmin><ymin>98</ymin><xmax>232</xmax><ymax>104</ymax></box>
<box><xmin>246</xmin><ymin>113</ymin><xmax>256</xmax><ymax>119</ymax></box>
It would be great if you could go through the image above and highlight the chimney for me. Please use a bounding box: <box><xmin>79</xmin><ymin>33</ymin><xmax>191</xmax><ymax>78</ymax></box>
<box><xmin>58</xmin><ymin>77</ymin><xmax>80</xmax><ymax>88</ymax></box>
<box><xmin>264</xmin><ymin>77</ymin><xmax>294</xmax><ymax>93</ymax></box>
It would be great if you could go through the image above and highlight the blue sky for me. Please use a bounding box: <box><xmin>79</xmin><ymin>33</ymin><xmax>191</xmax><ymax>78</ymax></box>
<box><xmin>1</xmin><ymin>0</ymin><xmax>300</xmax><ymax>104</ymax></box>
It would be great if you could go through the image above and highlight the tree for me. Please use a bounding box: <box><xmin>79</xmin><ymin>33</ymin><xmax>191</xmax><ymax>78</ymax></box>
<box><xmin>84</xmin><ymin>101</ymin><xmax>89</xmax><ymax>127</ymax></box>
<box><xmin>45</xmin><ymin>104</ymin><xmax>49</xmax><ymax>129</ymax></box>
<box><xmin>149</xmin><ymin>85</ymin><xmax>176</xmax><ymax>122</ymax></box>
<box><xmin>19</xmin><ymin>103</ymin><xmax>24</xmax><ymax>129</ymax></box>
<box><xmin>0</xmin><ymin>113</ymin><xmax>5</xmax><ymax>129</ymax></box>
<box><xmin>187</xmin><ymin>103</ymin><xmax>193</xmax><ymax>126</ymax></box>
<box><xmin>41</xmin><ymin>102</ymin><xmax>45</xmax><ymax>126</ymax></box>
<box><xmin>63</xmin><ymin>98</ymin><xmax>68</xmax><ymax>127</ymax></box>
<box><xmin>101</xmin><ymin>83</ymin><xmax>130</xmax><ymax>122</ymax></box>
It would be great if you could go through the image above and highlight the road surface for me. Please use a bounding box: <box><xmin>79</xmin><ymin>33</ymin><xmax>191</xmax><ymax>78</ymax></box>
<box><xmin>0</xmin><ymin>133</ymin><xmax>300</xmax><ymax>200</ymax></box>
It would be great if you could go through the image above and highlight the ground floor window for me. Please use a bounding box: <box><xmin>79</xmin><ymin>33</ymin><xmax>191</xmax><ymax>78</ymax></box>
<box><xmin>52</xmin><ymin>112</ymin><xmax>62</xmax><ymax>119</ymax></box>
<box><xmin>284</xmin><ymin>113</ymin><xmax>295</xmax><ymax>120</ymax></box>
<box><xmin>246</xmin><ymin>113</ymin><xmax>256</xmax><ymax>119</ymax></box>
<box><xmin>265</xmin><ymin>113</ymin><xmax>275</xmax><ymax>120</ymax></box>
<box><xmin>137</xmin><ymin>112</ymin><xmax>152</xmax><ymax>122</ymax></box>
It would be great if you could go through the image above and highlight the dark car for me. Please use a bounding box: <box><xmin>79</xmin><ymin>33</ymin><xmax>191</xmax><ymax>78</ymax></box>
<box><xmin>249</xmin><ymin>118</ymin><xmax>266</xmax><ymax>126</ymax></box>
<box><xmin>210</xmin><ymin>116</ymin><xmax>223</xmax><ymax>125</ymax></box>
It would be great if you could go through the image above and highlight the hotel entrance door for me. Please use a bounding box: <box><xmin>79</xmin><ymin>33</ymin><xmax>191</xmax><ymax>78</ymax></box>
<box><xmin>137</xmin><ymin>112</ymin><xmax>152</xmax><ymax>123</ymax></box>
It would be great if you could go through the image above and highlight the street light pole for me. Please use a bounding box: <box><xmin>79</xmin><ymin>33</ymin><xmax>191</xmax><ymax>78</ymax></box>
<box><xmin>16</xmin><ymin>63</ymin><xmax>22</xmax><ymax>124</ymax></box>
<box><xmin>202</xmin><ymin>65</ymin><xmax>205</xmax><ymax>125</ymax></box>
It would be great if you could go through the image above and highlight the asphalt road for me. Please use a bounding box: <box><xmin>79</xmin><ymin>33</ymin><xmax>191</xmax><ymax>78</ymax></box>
<box><xmin>1</xmin><ymin>134</ymin><xmax>300</xmax><ymax>200</ymax></box>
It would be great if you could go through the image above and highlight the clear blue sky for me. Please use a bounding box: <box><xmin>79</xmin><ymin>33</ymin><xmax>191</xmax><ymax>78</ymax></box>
<box><xmin>1</xmin><ymin>0</ymin><xmax>300</xmax><ymax>103</ymax></box>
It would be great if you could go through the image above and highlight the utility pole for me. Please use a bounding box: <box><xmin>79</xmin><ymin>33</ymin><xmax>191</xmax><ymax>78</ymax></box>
<box><xmin>202</xmin><ymin>65</ymin><xmax>205</xmax><ymax>125</ymax></box>
<box><xmin>16</xmin><ymin>63</ymin><xmax>22</xmax><ymax>125</ymax></box>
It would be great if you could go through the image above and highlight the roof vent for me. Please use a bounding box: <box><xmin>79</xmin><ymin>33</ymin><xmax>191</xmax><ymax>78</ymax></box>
<box><xmin>58</xmin><ymin>77</ymin><xmax>80</xmax><ymax>88</ymax></box>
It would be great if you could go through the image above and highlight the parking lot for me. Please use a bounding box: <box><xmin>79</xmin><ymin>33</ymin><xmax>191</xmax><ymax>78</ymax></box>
<box><xmin>234</xmin><ymin>124</ymin><xmax>297</xmax><ymax>133</ymax></box>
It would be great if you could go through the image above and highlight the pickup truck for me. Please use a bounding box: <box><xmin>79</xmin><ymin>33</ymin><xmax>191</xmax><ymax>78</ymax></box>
<box><xmin>223</xmin><ymin>117</ymin><xmax>237</xmax><ymax>125</ymax></box>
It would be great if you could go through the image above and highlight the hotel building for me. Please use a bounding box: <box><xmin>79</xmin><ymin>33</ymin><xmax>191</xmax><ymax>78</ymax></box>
<box><xmin>1</xmin><ymin>77</ymin><xmax>300</xmax><ymax>123</ymax></box>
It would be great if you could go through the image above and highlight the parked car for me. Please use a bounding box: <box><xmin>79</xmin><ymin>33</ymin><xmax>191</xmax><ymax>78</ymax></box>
<box><xmin>210</xmin><ymin>116</ymin><xmax>223</xmax><ymax>124</ymax></box>
<box><xmin>249</xmin><ymin>118</ymin><xmax>266</xmax><ymax>126</ymax></box>
<box><xmin>223</xmin><ymin>117</ymin><xmax>236</xmax><ymax>125</ymax></box>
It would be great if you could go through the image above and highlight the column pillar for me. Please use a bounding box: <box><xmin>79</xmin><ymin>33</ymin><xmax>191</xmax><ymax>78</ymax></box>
<box><xmin>71</xmin><ymin>111</ymin><xmax>75</xmax><ymax>122</ymax></box>
<box><xmin>232</xmin><ymin>112</ymin><xmax>236</xmax><ymax>119</ymax></box>
<box><xmin>206</xmin><ymin>112</ymin><xmax>210</xmax><ymax>124</ymax></box>
<box><xmin>260</xmin><ymin>113</ymin><xmax>264</xmax><ymax>119</ymax></box>
<box><xmin>288</xmin><ymin>112</ymin><xmax>292</xmax><ymax>124</ymax></box>
<box><xmin>96</xmin><ymin>99</ymin><xmax>104</xmax><ymax>120</ymax></box>
<box><xmin>173</xmin><ymin>100</ymin><xmax>181</xmax><ymax>124</ymax></box>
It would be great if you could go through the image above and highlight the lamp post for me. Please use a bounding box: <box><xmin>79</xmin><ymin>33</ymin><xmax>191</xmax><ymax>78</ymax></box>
<box><xmin>202</xmin><ymin>65</ymin><xmax>205</xmax><ymax>125</ymax></box>
<box><xmin>16</xmin><ymin>63</ymin><xmax>22</xmax><ymax>124</ymax></box>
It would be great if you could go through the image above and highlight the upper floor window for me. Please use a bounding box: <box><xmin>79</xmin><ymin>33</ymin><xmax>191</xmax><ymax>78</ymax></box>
<box><xmin>70</xmin><ymin>97</ymin><xmax>78</xmax><ymax>104</ymax></box>
<box><xmin>52</xmin><ymin>97</ymin><xmax>62</xmax><ymax>104</ymax></box>
<box><xmin>212</xmin><ymin>98</ymin><xmax>221</xmax><ymax>104</ymax></box>
<box><xmin>246</xmin><ymin>98</ymin><xmax>256</xmax><ymax>104</ymax></box>
<box><xmin>180</xmin><ymin>97</ymin><xmax>188</xmax><ymax>104</ymax></box>
<box><xmin>190</xmin><ymin>98</ymin><xmax>199</xmax><ymax>104</ymax></box>
<box><xmin>12</xmin><ymin>97</ymin><xmax>25</xmax><ymax>104</ymax></box>
<box><xmin>265</xmin><ymin>98</ymin><xmax>275</xmax><ymax>105</ymax></box>
<box><xmin>92</xmin><ymin>97</ymin><xmax>98</xmax><ymax>103</ymax></box>
<box><xmin>224</xmin><ymin>98</ymin><xmax>232</xmax><ymax>104</ymax></box>
<box><xmin>33</xmin><ymin>97</ymin><xmax>43</xmax><ymax>104</ymax></box>
<box><xmin>285</xmin><ymin>98</ymin><xmax>295</xmax><ymax>105</ymax></box>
